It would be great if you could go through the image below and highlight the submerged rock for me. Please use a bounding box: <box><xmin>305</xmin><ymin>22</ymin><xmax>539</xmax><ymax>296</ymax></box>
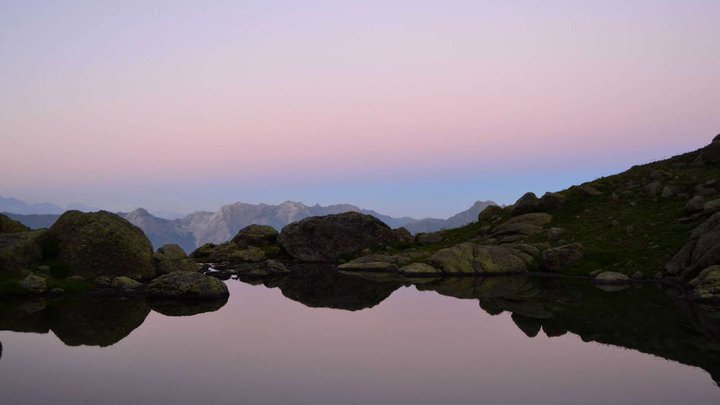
<box><xmin>45</xmin><ymin>211</ymin><xmax>156</xmax><ymax>280</ymax></box>
<box><xmin>146</xmin><ymin>272</ymin><xmax>229</xmax><ymax>299</ymax></box>
<box><xmin>278</xmin><ymin>212</ymin><xmax>404</xmax><ymax>262</ymax></box>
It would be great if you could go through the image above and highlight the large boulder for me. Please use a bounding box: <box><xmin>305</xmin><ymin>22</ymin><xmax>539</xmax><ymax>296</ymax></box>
<box><xmin>429</xmin><ymin>242</ymin><xmax>537</xmax><ymax>274</ymax></box>
<box><xmin>666</xmin><ymin>213</ymin><xmax>720</xmax><ymax>278</ymax></box>
<box><xmin>146</xmin><ymin>272</ymin><xmax>229</xmax><ymax>299</ymax></box>
<box><xmin>278</xmin><ymin>212</ymin><xmax>403</xmax><ymax>262</ymax></box>
<box><xmin>0</xmin><ymin>214</ymin><xmax>30</xmax><ymax>234</ymax></box>
<box><xmin>45</xmin><ymin>211</ymin><xmax>156</xmax><ymax>280</ymax></box>
<box><xmin>542</xmin><ymin>243</ymin><xmax>585</xmax><ymax>271</ymax></box>
<box><xmin>231</xmin><ymin>225</ymin><xmax>278</xmax><ymax>247</ymax></box>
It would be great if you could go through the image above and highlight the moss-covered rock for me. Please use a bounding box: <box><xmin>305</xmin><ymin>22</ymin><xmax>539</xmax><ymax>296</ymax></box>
<box><xmin>0</xmin><ymin>230</ymin><xmax>44</xmax><ymax>274</ymax></box>
<box><xmin>154</xmin><ymin>244</ymin><xmax>202</xmax><ymax>275</ymax></box>
<box><xmin>429</xmin><ymin>242</ymin><xmax>537</xmax><ymax>274</ymax></box>
<box><xmin>146</xmin><ymin>272</ymin><xmax>229</xmax><ymax>299</ymax></box>
<box><xmin>45</xmin><ymin>211</ymin><xmax>156</xmax><ymax>280</ymax></box>
<box><xmin>111</xmin><ymin>276</ymin><xmax>143</xmax><ymax>290</ymax></box>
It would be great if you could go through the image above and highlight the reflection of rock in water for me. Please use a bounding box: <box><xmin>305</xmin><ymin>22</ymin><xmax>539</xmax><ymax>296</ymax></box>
<box><xmin>148</xmin><ymin>296</ymin><xmax>228</xmax><ymax>317</ymax></box>
<box><xmin>0</xmin><ymin>295</ymin><xmax>152</xmax><ymax>347</ymax></box>
<box><xmin>419</xmin><ymin>276</ymin><xmax>720</xmax><ymax>385</ymax></box>
<box><xmin>0</xmin><ymin>298</ymin><xmax>51</xmax><ymax>334</ymax></box>
<box><xmin>46</xmin><ymin>296</ymin><xmax>151</xmax><ymax>347</ymax></box>
<box><xmin>256</xmin><ymin>264</ymin><xmax>403</xmax><ymax>311</ymax></box>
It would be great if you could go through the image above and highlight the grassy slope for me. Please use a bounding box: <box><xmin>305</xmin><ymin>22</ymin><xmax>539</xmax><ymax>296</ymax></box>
<box><xmin>384</xmin><ymin>146</ymin><xmax>720</xmax><ymax>277</ymax></box>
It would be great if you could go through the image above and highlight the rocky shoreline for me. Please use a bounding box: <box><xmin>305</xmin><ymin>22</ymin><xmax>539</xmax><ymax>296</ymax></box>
<box><xmin>2</xmin><ymin>136</ymin><xmax>720</xmax><ymax>307</ymax></box>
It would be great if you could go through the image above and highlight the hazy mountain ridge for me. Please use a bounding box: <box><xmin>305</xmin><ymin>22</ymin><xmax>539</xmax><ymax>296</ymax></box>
<box><xmin>3</xmin><ymin>198</ymin><xmax>497</xmax><ymax>251</ymax></box>
<box><xmin>404</xmin><ymin>201</ymin><xmax>497</xmax><ymax>234</ymax></box>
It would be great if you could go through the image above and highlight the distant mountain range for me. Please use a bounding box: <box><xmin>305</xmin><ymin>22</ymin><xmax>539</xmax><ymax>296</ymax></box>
<box><xmin>2</xmin><ymin>196</ymin><xmax>496</xmax><ymax>252</ymax></box>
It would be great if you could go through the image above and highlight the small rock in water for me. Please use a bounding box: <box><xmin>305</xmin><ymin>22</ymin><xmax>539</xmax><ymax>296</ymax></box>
<box><xmin>19</xmin><ymin>274</ymin><xmax>47</xmax><ymax>294</ymax></box>
<box><xmin>631</xmin><ymin>271</ymin><xmax>644</xmax><ymax>279</ymax></box>
<box><xmin>593</xmin><ymin>271</ymin><xmax>631</xmax><ymax>285</ymax></box>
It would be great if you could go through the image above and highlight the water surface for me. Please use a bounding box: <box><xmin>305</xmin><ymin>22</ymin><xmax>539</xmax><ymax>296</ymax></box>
<box><xmin>1</xmin><ymin>273</ymin><xmax>719</xmax><ymax>405</ymax></box>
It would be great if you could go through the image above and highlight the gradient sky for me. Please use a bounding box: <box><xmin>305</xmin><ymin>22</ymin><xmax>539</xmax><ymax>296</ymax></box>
<box><xmin>1</xmin><ymin>1</ymin><xmax>719</xmax><ymax>218</ymax></box>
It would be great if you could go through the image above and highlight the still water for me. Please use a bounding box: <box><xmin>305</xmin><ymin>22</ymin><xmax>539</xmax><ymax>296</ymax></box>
<box><xmin>0</xmin><ymin>272</ymin><xmax>719</xmax><ymax>405</ymax></box>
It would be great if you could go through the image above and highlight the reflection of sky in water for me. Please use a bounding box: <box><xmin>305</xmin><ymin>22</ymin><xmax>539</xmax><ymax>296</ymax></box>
<box><xmin>0</xmin><ymin>282</ymin><xmax>718</xmax><ymax>405</ymax></box>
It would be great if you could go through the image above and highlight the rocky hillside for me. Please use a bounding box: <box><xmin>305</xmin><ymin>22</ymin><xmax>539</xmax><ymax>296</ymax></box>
<box><xmin>197</xmin><ymin>135</ymin><xmax>720</xmax><ymax>303</ymax></box>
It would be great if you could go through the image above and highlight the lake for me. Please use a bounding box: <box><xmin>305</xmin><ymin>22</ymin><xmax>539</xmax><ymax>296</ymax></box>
<box><xmin>1</xmin><ymin>271</ymin><xmax>719</xmax><ymax>405</ymax></box>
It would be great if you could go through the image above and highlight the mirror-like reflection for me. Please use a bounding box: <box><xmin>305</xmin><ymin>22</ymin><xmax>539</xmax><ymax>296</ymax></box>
<box><xmin>0</xmin><ymin>293</ymin><xmax>228</xmax><ymax>347</ymax></box>
<box><xmin>1</xmin><ymin>269</ymin><xmax>720</xmax><ymax>403</ymax></box>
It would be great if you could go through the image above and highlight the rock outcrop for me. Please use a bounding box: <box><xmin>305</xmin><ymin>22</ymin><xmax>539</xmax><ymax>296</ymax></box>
<box><xmin>666</xmin><ymin>213</ymin><xmax>720</xmax><ymax>278</ymax></box>
<box><xmin>278</xmin><ymin>212</ymin><xmax>404</xmax><ymax>262</ymax></box>
<box><xmin>45</xmin><ymin>211</ymin><xmax>156</xmax><ymax>280</ymax></box>
<box><xmin>429</xmin><ymin>242</ymin><xmax>538</xmax><ymax>274</ymax></box>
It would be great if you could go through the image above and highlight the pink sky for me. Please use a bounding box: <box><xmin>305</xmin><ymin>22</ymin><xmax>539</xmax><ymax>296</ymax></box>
<box><xmin>1</xmin><ymin>1</ymin><xmax>719</xmax><ymax>217</ymax></box>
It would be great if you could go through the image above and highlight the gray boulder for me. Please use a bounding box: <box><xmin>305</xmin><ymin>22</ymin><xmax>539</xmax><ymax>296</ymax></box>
<box><xmin>278</xmin><ymin>212</ymin><xmax>403</xmax><ymax>262</ymax></box>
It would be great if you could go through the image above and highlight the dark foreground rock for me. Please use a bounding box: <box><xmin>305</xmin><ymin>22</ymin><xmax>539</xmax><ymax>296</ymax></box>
<box><xmin>278</xmin><ymin>212</ymin><xmax>404</xmax><ymax>262</ymax></box>
<box><xmin>146</xmin><ymin>272</ymin><xmax>229</xmax><ymax>299</ymax></box>
<box><xmin>45</xmin><ymin>211</ymin><xmax>156</xmax><ymax>280</ymax></box>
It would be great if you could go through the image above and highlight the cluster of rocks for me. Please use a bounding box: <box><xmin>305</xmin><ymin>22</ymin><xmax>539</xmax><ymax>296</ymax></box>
<box><xmin>0</xmin><ymin>211</ymin><xmax>228</xmax><ymax>299</ymax></box>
